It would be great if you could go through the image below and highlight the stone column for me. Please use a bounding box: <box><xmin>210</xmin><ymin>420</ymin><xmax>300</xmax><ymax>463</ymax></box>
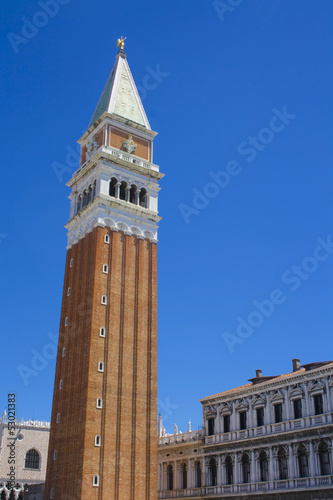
<box><xmin>309</xmin><ymin>441</ymin><xmax>316</xmax><ymax>479</ymax></box>
<box><xmin>269</xmin><ymin>447</ymin><xmax>275</xmax><ymax>481</ymax></box>
<box><xmin>288</xmin><ymin>444</ymin><xmax>296</xmax><ymax>479</ymax></box>
<box><xmin>251</xmin><ymin>450</ymin><xmax>256</xmax><ymax>483</ymax></box>
<box><xmin>217</xmin><ymin>454</ymin><xmax>222</xmax><ymax>485</ymax></box>
<box><xmin>115</xmin><ymin>182</ymin><xmax>120</xmax><ymax>199</ymax></box>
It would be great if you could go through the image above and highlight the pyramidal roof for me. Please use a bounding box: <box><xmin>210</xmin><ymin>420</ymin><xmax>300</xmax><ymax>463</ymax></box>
<box><xmin>89</xmin><ymin>50</ymin><xmax>150</xmax><ymax>130</ymax></box>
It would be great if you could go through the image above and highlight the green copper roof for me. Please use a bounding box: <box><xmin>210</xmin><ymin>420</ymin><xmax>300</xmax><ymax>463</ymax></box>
<box><xmin>88</xmin><ymin>53</ymin><xmax>150</xmax><ymax>129</ymax></box>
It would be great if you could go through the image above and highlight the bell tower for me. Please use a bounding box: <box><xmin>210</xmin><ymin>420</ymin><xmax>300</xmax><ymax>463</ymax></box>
<box><xmin>45</xmin><ymin>42</ymin><xmax>163</xmax><ymax>500</ymax></box>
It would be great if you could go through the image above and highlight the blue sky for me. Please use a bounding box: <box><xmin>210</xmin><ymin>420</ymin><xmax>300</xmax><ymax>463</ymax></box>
<box><xmin>1</xmin><ymin>0</ymin><xmax>333</xmax><ymax>433</ymax></box>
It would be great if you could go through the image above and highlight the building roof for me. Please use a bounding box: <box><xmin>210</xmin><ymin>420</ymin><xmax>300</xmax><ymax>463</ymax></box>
<box><xmin>88</xmin><ymin>49</ymin><xmax>150</xmax><ymax>129</ymax></box>
<box><xmin>200</xmin><ymin>360</ymin><xmax>333</xmax><ymax>403</ymax></box>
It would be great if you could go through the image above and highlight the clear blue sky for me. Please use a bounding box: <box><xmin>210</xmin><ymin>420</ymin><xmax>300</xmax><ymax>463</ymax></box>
<box><xmin>1</xmin><ymin>0</ymin><xmax>333</xmax><ymax>433</ymax></box>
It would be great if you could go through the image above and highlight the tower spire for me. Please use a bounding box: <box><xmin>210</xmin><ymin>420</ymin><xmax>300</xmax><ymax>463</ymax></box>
<box><xmin>88</xmin><ymin>40</ymin><xmax>149</xmax><ymax>130</ymax></box>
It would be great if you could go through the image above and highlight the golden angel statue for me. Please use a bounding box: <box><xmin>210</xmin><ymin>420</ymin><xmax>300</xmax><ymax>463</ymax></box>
<box><xmin>117</xmin><ymin>37</ymin><xmax>126</xmax><ymax>50</ymax></box>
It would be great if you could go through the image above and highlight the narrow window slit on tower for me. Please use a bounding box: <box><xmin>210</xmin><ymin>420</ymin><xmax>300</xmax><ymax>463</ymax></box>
<box><xmin>101</xmin><ymin>295</ymin><xmax>107</xmax><ymax>305</ymax></box>
<box><xmin>97</xmin><ymin>398</ymin><xmax>103</xmax><ymax>408</ymax></box>
<box><xmin>100</xmin><ymin>327</ymin><xmax>106</xmax><ymax>337</ymax></box>
<box><xmin>98</xmin><ymin>361</ymin><xmax>104</xmax><ymax>372</ymax></box>
<box><xmin>104</xmin><ymin>234</ymin><xmax>110</xmax><ymax>244</ymax></box>
<box><xmin>103</xmin><ymin>264</ymin><xmax>108</xmax><ymax>273</ymax></box>
<box><xmin>70</xmin><ymin>258</ymin><xmax>73</xmax><ymax>267</ymax></box>
<box><xmin>56</xmin><ymin>413</ymin><xmax>60</xmax><ymax>423</ymax></box>
<box><xmin>93</xmin><ymin>474</ymin><xmax>99</xmax><ymax>487</ymax></box>
<box><xmin>67</xmin><ymin>287</ymin><xmax>70</xmax><ymax>296</ymax></box>
<box><xmin>95</xmin><ymin>435</ymin><xmax>101</xmax><ymax>447</ymax></box>
<box><xmin>59</xmin><ymin>380</ymin><xmax>63</xmax><ymax>389</ymax></box>
<box><xmin>65</xmin><ymin>317</ymin><xmax>68</xmax><ymax>326</ymax></box>
<box><xmin>62</xmin><ymin>348</ymin><xmax>66</xmax><ymax>357</ymax></box>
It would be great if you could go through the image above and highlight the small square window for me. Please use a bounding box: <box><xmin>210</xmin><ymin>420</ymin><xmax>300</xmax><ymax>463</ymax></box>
<box><xmin>104</xmin><ymin>234</ymin><xmax>110</xmax><ymax>244</ymax></box>
<box><xmin>70</xmin><ymin>258</ymin><xmax>73</xmax><ymax>267</ymax></box>
<box><xmin>103</xmin><ymin>264</ymin><xmax>108</xmax><ymax>273</ymax></box>
<box><xmin>62</xmin><ymin>348</ymin><xmax>66</xmax><ymax>357</ymax></box>
<box><xmin>65</xmin><ymin>317</ymin><xmax>68</xmax><ymax>326</ymax></box>
<box><xmin>67</xmin><ymin>287</ymin><xmax>70</xmax><ymax>296</ymax></box>
<box><xmin>98</xmin><ymin>361</ymin><xmax>104</xmax><ymax>372</ymax></box>
<box><xmin>100</xmin><ymin>327</ymin><xmax>106</xmax><ymax>337</ymax></box>
<box><xmin>101</xmin><ymin>295</ymin><xmax>107</xmax><ymax>305</ymax></box>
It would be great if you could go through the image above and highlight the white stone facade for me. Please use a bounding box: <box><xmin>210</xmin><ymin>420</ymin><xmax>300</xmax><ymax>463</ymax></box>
<box><xmin>158</xmin><ymin>360</ymin><xmax>333</xmax><ymax>499</ymax></box>
<box><xmin>0</xmin><ymin>415</ymin><xmax>50</xmax><ymax>500</ymax></box>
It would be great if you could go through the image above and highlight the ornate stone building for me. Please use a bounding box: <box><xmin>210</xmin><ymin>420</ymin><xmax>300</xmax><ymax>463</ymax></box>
<box><xmin>158</xmin><ymin>359</ymin><xmax>333</xmax><ymax>499</ymax></box>
<box><xmin>0</xmin><ymin>414</ymin><xmax>50</xmax><ymax>500</ymax></box>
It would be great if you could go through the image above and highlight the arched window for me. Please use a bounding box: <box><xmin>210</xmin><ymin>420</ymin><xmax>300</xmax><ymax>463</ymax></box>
<box><xmin>92</xmin><ymin>180</ymin><xmax>96</xmax><ymax>199</ymax></box>
<box><xmin>139</xmin><ymin>188</ymin><xmax>147</xmax><ymax>208</ymax></box>
<box><xmin>129</xmin><ymin>184</ymin><xmax>137</xmax><ymax>204</ymax></box>
<box><xmin>93</xmin><ymin>474</ymin><xmax>99</xmax><ymax>487</ymax></box>
<box><xmin>277</xmin><ymin>448</ymin><xmax>288</xmax><ymax>480</ymax></box>
<box><xmin>298</xmin><ymin>444</ymin><xmax>309</xmax><ymax>477</ymax></box>
<box><xmin>25</xmin><ymin>449</ymin><xmax>40</xmax><ymax>469</ymax></box>
<box><xmin>208</xmin><ymin>458</ymin><xmax>217</xmax><ymax>486</ymax></box>
<box><xmin>259</xmin><ymin>451</ymin><xmax>269</xmax><ymax>482</ymax></box>
<box><xmin>225</xmin><ymin>456</ymin><xmax>233</xmax><ymax>485</ymax></box>
<box><xmin>87</xmin><ymin>185</ymin><xmax>92</xmax><ymax>204</ymax></box>
<box><xmin>119</xmin><ymin>181</ymin><xmax>127</xmax><ymax>201</ymax></box>
<box><xmin>82</xmin><ymin>189</ymin><xmax>88</xmax><ymax>208</ymax></box>
<box><xmin>110</xmin><ymin>177</ymin><xmax>117</xmax><ymax>198</ymax></box>
<box><xmin>167</xmin><ymin>464</ymin><xmax>173</xmax><ymax>490</ymax></box>
<box><xmin>76</xmin><ymin>195</ymin><xmax>81</xmax><ymax>214</ymax></box>
<box><xmin>194</xmin><ymin>461</ymin><xmax>201</xmax><ymax>487</ymax></box>
<box><xmin>241</xmin><ymin>453</ymin><xmax>250</xmax><ymax>483</ymax></box>
<box><xmin>180</xmin><ymin>463</ymin><xmax>187</xmax><ymax>489</ymax></box>
<box><xmin>319</xmin><ymin>442</ymin><xmax>331</xmax><ymax>476</ymax></box>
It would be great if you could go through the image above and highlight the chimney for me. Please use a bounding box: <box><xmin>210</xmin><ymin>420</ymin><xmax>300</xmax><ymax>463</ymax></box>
<box><xmin>256</xmin><ymin>369</ymin><xmax>262</xmax><ymax>378</ymax></box>
<box><xmin>292</xmin><ymin>358</ymin><xmax>300</xmax><ymax>372</ymax></box>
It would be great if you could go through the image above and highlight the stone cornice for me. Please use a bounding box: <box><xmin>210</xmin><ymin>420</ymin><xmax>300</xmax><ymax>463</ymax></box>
<box><xmin>65</xmin><ymin>197</ymin><xmax>160</xmax><ymax>247</ymax></box>
<box><xmin>202</xmin><ymin>423</ymin><xmax>333</xmax><ymax>452</ymax></box>
<box><xmin>79</xmin><ymin>113</ymin><xmax>158</xmax><ymax>143</ymax></box>
<box><xmin>200</xmin><ymin>364</ymin><xmax>333</xmax><ymax>406</ymax></box>
<box><xmin>67</xmin><ymin>147</ymin><xmax>163</xmax><ymax>188</ymax></box>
